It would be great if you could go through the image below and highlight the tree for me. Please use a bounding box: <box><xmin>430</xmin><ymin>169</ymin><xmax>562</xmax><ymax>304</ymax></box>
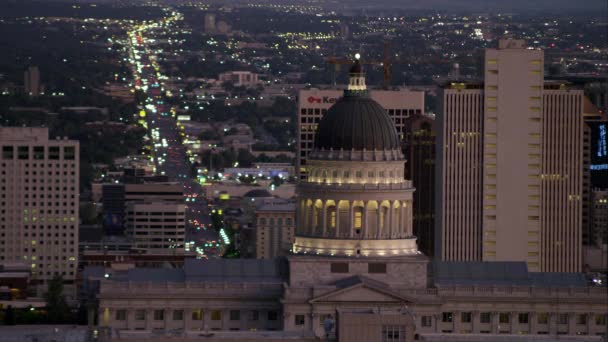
<box><xmin>237</xmin><ymin>149</ymin><xmax>255</xmax><ymax>167</ymax></box>
<box><xmin>4</xmin><ymin>305</ymin><xmax>16</xmax><ymax>325</ymax></box>
<box><xmin>45</xmin><ymin>275</ymin><xmax>70</xmax><ymax>323</ymax></box>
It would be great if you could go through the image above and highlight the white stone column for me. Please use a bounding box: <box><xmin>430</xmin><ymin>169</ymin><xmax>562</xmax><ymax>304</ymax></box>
<box><xmin>361</xmin><ymin>201</ymin><xmax>368</xmax><ymax>238</ymax></box>
<box><xmin>309</xmin><ymin>203</ymin><xmax>315</xmax><ymax>236</ymax></box>
<box><xmin>127</xmin><ymin>309</ymin><xmax>135</xmax><ymax>330</ymax></box>
<box><xmin>491</xmin><ymin>312</ymin><xmax>499</xmax><ymax>334</ymax></box>
<box><xmin>408</xmin><ymin>201</ymin><xmax>413</xmax><ymax>236</ymax></box>
<box><xmin>184</xmin><ymin>309</ymin><xmax>193</xmax><ymax>331</ymax></box>
<box><xmin>321</xmin><ymin>202</ymin><xmax>328</xmax><ymax>237</ymax></box>
<box><xmin>568</xmin><ymin>312</ymin><xmax>576</xmax><ymax>335</ymax></box>
<box><xmin>387</xmin><ymin>201</ymin><xmax>394</xmax><ymax>239</ymax></box>
<box><xmin>145</xmin><ymin>309</ymin><xmax>153</xmax><ymax>330</ymax></box>
<box><xmin>376</xmin><ymin>205</ymin><xmax>382</xmax><ymax>239</ymax></box>
<box><xmin>335</xmin><ymin>204</ymin><xmax>340</xmax><ymax>238</ymax></box>
<box><xmin>348</xmin><ymin>202</ymin><xmax>354</xmax><ymax>238</ymax></box>
<box><xmin>399</xmin><ymin>203</ymin><xmax>406</xmax><ymax>238</ymax></box>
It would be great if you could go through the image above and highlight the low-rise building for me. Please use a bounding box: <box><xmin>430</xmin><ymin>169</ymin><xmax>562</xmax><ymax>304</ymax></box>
<box><xmin>255</xmin><ymin>200</ymin><xmax>295</xmax><ymax>259</ymax></box>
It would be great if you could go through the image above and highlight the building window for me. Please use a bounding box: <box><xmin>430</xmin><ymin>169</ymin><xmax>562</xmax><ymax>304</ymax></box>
<box><xmin>518</xmin><ymin>313</ymin><xmax>529</xmax><ymax>324</ymax></box>
<box><xmin>295</xmin><ymin>314</ymin><xmax>305</xmax><ymax>326</ymax></box>
<box><xmin>33</xmin><ymin>146</ymin><xmax>44</xmax><ymax>159</ymax></box>
<box><xmin>192</xmin><ymin>309</ymin><xmax>203</xmax><ymax>320</ymax></box>
<box><xmin>596</xmin><ymin>314</ymin><xmax>607</xmax><ymax>325</ymax></box>
<box><xmin>558</xmin><ymin>314</ymin><xmax>568</xmax><ymax>325</ymax></box>
<box><xmin>230</xmin><ymin>310</ymin><xmax>240</xmax><ymax>321</ymax></box>
<box><xmin>135</xmin><ymin>310</ymin><xmax>146</xmax><ymax>321</ymax></box>
<box><xmin>115</xmin><ymin>309</ymin><xmax>127</xmax><ymax>321</ymax></box>
<box><xmin>576</xmin><ymin>314</ymin><xmax>587</xmax><ymax>325</ymax></box>
<box><xmin>499</xmin><ymin>313</ymin><xmax>510</xmax><ymax>324</ymax></box>
<box><xmin>18</xmin><ymin>146</ymin><xmax>29</xmax><ymax>160</ymax></box>
<box><xmin>382</xmin><ymin>325</ymin><xmax>405</xmax><ymax>342</ymax></box>
<box><xmin>49</xmin><ymin>147</ymin><xmax>60</xmax><ymax>160</ymax></box>
<box><xmin>267</xmin><ymin>311</ymin><xmax>278</xmax><ymax>321</ymax></box>
<box><xmin>537</xmin><ymin>313</ymin><xmax>549</xmax><ymax>324</ymax></box>
<box><xmin>249</xmin><ymin>310</ymin><xmax>259</xmax><ymax>321</ymax></box>
<box><xmin>211</xmin><ymin>310</ymin><xmax>222</xmax><ymax>321</ymax></box>
<box><xmin>354</xmin><ymin>209</ymin><xmax>362</xmax><ymax>229</ymax></box>
<box><xmin>421</xmin><ymin>316</ymin><xmax>432</xmax><ymax>327</ymax></box>
<box><xmin>461</xmin><ymin>312</ymin><xmax>472</xmax><ymax>323</ymax></box>
<box><xmin>368</xmin><ymin>263</ymin><xmax>387</xmax><ymax>274</ymax></box>
<box><xmin>173</xmin><ymin>310</ymin><xmax>184</xmax><ymax>320</ymax></box>
<box><xmin>480</xmin><ymin>312</ymin><xmax>491</xmax><ymax>323</ymax></box>
<box><xmin>442</xmin><ymin>312</ymin><xmax>453</xmax><ymax>323</ymax></box>
<box><xmin>154</xmin><ymin>310</ymin><xmax>164</xmax><ymax>321</ymax></box>
<box><xmin>330</xmin><ymin>262</ymin><xmax>349</xmax><ymax>273</ymax></box>
<box><xmin>2</xmin><ymin>146</ymin><xmax>14</xmax><ymax>160</ymax></box>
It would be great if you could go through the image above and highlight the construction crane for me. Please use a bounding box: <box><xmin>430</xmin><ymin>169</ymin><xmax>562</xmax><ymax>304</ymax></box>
<box><xmin>326</xmin><ymin>40</ymin><xmax>394</xmax><ymax>88</ymax></box>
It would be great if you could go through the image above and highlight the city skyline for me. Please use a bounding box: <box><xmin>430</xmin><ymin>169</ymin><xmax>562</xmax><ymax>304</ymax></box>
<box><xmin>0</xmin><ymin>1</ymin><xmax>606</xmax><ymax>341</ymax></box>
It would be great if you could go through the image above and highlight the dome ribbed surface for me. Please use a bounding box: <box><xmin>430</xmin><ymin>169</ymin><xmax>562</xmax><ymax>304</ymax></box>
<box><xmin>315</xmin><ymin>95</ymin><xmax>401</xmax><ymax>151</ymax></box>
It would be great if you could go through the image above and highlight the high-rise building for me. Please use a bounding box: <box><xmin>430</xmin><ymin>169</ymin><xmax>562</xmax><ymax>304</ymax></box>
<box><xmin>437</xmin><ymin>39</ymin><xmax>584</xmax><ymax>272</ymax></box>
<box><xmin>125</xmin><ymin>202</ymin><xmax>185</xmax><ymax>251</ymax></box>
<box><xmin>405</xmin><ymin>114</ymin><xmax>436</xmax><ymax>256</ymax></box>
<box><xmin>0</xmin><ymin>127</ymin><xmax>79</xmax><ymax>281</ymax></box>
<box><xmin>24</xmin><ymin>66</ymin><xmax>41</xmax><ymax>96</ymax></box>
<box><xmin>204</xmin><ymin>13</ymin><xmax>216</xmax><ymax>34</ymax></box>
<box><xmin>254</xmin><ymin>200</ymin><xmax>295</xmax><ymax>259</ymax></box>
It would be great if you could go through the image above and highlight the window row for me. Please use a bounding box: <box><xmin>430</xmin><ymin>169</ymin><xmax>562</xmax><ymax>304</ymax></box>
<box><xmin>437</xmin><ymin>312</ymin><xmax>606</xmax><ymax>325</ymax></box>
<box><xmin>2</xmin><ymin>146</ymin><xmax>75</xmax><ymax>160</ymax></box>
<box><xmin>115</xmin><ymin>309</ymin><xmax>279</xmax><ymax>322</ymax></box>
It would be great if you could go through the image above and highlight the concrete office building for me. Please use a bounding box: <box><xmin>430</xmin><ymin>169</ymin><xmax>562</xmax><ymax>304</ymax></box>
<box><xmin>93</xmin><ymin>64</ymin><xmax>607</xmax><ymax>342</ymax></box>
<box><xmin>24</xmin><ymin>66</ymin><xmax>41</xmax><ymax>96</ymax></box>
<box><xmin>218</xmin><ymin>71</ymin><xmax>261</xmax><ymax>87</ymax></box>
<box><xmin>254</xmin><ymin>200</ymin><xmax>295</xmax><ymax>259</ymax></box>
<box><xmin>125</xmin><ymin>202</ymin><xmax>186</xmax><ymax>251</ymax></box>
<box><xmin>204</xmin><ymin>13</ymin><xmax>216</xmax><ymax>33</ymax></box>
<box><xmin>436</xmin><ymin>39</ymin><xmax>584</xmax><ymax>272</ymax></box>
<box><xmin>0</xmin><ymin>127</ymin><xmax>79</xmax><ymax>281</ymax></box>
<box><xmin>405</xmin><ymin>114</ymin><xmax>436</xmax><ymax>256</ymax></box>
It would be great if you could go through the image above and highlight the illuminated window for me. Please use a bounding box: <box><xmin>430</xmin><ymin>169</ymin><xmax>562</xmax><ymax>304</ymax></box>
<box><xmin>330</xmin><ymin>210</ymin><xmax>336</xmax><ymax>228</ymax></box>
<box><xmin>354</xmin><ymin>210</ymin><xmax>362</xmax><ymax>229</ymax></box>
<box><xmin>528</xmin><ymin>241</ymin><xmax>538</xmax><ymax>247</ymax></box>
<box><xmin>211</xmin><ymin>310</ymin><xmax>222</xmax><ymax>321</ymax></box>
<box><xmin>192</xmin><ymin>309</ymin><xmax>203</xmax><ymax>320</ymax></box>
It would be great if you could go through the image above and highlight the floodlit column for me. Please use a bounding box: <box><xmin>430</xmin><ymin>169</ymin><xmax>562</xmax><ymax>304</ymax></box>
<box><xmin>348</xmin><ymin>202</ymin><xmax>354</xmax><ymax>238</ymax></box>
<box><xmin>387</xmin><ymin>201</ymin><xmax>392</xmax><ymax>238</ymax></box>
<box><xmin>361</xmin><ymin>201</ymin><xmax>368</xmax><ymax>238</ymax></box>
<box><xmin>321</xmin><ymin>202</ymin><xmax>328</xmax><ymax>237</ymax></box>
<box><xmin>376</xmin><ymin>205</ymin><xmax>382</xmax><ymax>239</ymax></box>
<box><xmin>309</xmin><ymin>203</ymin><xmax>315</xmax><ymax>235</ymax></box>
<box><xmin>335</xmin><ymin>204</ymin><xmax>340</xmax><ymax>238</ymax></box>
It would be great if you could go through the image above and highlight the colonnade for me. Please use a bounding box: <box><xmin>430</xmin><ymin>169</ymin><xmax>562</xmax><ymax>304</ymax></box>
<box><xmin>297</xmin><ymin>199</ymin><xmax>413</xmax><ymax>239</ymax></box>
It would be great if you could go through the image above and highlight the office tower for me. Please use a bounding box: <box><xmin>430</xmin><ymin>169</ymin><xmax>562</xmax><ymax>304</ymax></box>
<box><xmin>125</xmin><ymin>202</ymin><xmax>185</xmax><ymax>250</ymax></box>
<box><xmin>405</xmin><ymin>114</ymin><xmax>436</xmax><ymax>256</ymax></box>
<box><xmin>437</xmin><ymin>40</ymin><xmax>583</xmax><ymax>272</ymax></box>
<box><xmin>297</xmin><ymin>88</ymin><xmax>425</xmax><ymax>180</ymax></box>
<box><xmin>254</xmin><ymin>200</ymin><xmax>295</xmax><ymax>259</ymax></box>
<box><xmin>0</xmin><ymin>127</ymin><xmax>79</xmax><ymax>281</ymax></box>
<box><xmin>24</xmin><ymin>66</ymin><xmax>41</xmax><ymax>96</ymax></box>
<box><xmin>204</xmin><ymin>13</ymin><xmax>216</xmax><ymax>34</ymax></box>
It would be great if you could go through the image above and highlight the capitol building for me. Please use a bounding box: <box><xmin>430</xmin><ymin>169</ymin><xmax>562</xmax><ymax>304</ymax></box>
<box><xmin>93</xmin><ymin>63</ymin><xmax>607</xmax><ymax>342</ymax></box>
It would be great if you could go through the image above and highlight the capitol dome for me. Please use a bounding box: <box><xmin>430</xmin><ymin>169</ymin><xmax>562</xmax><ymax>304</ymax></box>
<box><xmin>293</xmin><ymin>61</ymin><xmax>418</xmax><ymax>258</ymax></box>
<box><xmin>314</xmin><ymin>95</ymin><xmax>401</xmax><ymax>152</ymax></box>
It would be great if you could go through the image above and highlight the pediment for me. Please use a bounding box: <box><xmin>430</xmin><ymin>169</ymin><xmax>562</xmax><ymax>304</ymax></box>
<box><xmin>310</xmin><ymin>283</ymin><xmax>411</xmax><ymax>304</ymax></box>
